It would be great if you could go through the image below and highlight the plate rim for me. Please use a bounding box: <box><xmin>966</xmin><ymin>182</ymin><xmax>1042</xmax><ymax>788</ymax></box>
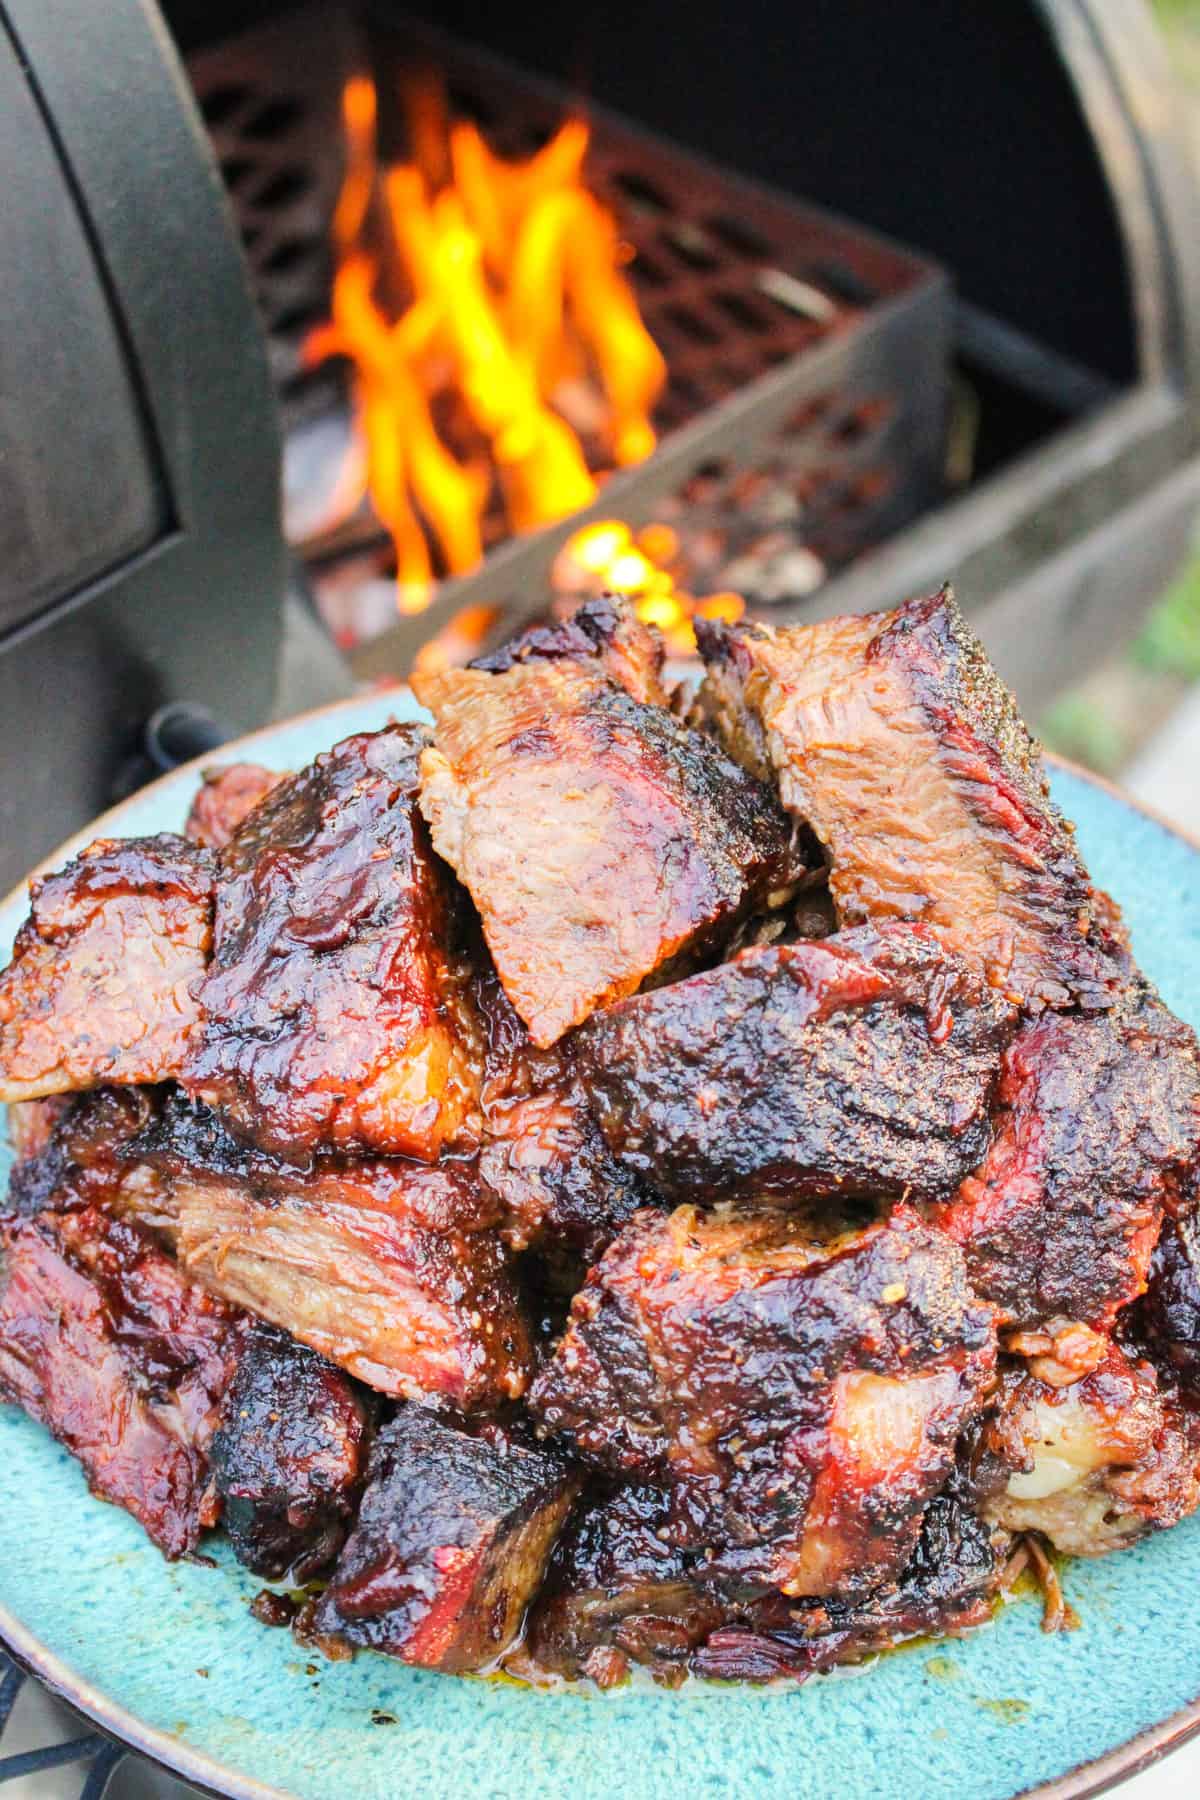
<box><xmin>2</xmin><ymin>692</ymin><xmax>1199</xmax><ymax>1800</ymax></box>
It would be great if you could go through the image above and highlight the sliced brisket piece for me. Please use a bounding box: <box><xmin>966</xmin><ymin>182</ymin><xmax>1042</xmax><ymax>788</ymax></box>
<box><xmin>933</xmin><ymin>981</ymin><xmax>1200</xmax><ymax>1330</ymax></box>
<box><xmin>210</xmin><ymin>1321</ymin><xmax>372</xmax><ymax>1579</ymax></box>
<box><xmin>413</xmin><ymin>601</ymin><xmax>802</xmax><ymax>1048</ymax></box>
<box><xmin>122</xmin><ymin>1094</ymin><xmax>531</xmax><ymax>1408</ymax></box>
<box><xmin>529</xmin><ymin>1203</ymin><xmax>996</xmax><ymax>1599</ymax></box>
<box><xmin>696</xmin><ymin>588</ymin><xmax>1125</xmax><ymax>1010</ymax></box>
<box><xmin>314</xmin><ymin>1409</ymin><xmax>579</xmax><ymax>1671</ymax></box>
<box><xmin>579</xmin><ymin>922</ymin><xmax>1011</xmax><ymax>1207</ymax></box>
<box><xmin>983</xmin><ymin>1341</ymin><xmax>1200</xmax><ymax>1556</ymax></box>
<box><xmin>183</xmin><ymin>725</ymin><xmax>480</xmax><ymax>1162</ymax></box>
<box><xmin>0</xmin><ymin>836</ymin><xmax>215</xmax><ymax>1104</ymax></box>
<box><xmin>475</xmin><ymin>962</ymin><xmax>652</xmax><ymax>1260</ymax></box>
<box><xmin>0</xmin><ymin>1206</ymin><xmax>243</xmax><ymax>1556</ymax></box>
<box><xmin>185</xmin><ymin>763</ymin><xmax>286</xmax><ymax>851</ymax></box>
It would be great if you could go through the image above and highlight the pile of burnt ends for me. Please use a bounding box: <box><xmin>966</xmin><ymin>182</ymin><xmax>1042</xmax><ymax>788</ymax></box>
<box><xmin>2</xmin><ymin>588</ymin><xmax>1199</xmax><ymax>1689</ymax></box>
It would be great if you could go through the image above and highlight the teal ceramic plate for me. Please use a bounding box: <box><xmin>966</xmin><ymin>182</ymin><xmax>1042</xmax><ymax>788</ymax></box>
<box><xmin>3</xmin><ymin>691</ymin><xmax>1200</xmax><ymax>1800</ymax></box>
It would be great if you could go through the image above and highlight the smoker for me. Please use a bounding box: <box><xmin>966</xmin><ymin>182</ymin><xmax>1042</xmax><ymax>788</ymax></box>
<box><xmin>0</xmin><ymin>0</ymin><xmax>1197</xmax><ymax>899</ymax></box>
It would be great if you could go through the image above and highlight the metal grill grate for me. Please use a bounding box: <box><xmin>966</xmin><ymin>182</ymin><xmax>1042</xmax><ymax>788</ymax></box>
<box><xmin>0</xmin><ymin>1653</ymin><xmax>126</xmax><ymax>1798</ymax></box>
<box><xmin>186</xmin><ymin>5</ymin><xmax>950</xmax><ymax>668</ymax></box>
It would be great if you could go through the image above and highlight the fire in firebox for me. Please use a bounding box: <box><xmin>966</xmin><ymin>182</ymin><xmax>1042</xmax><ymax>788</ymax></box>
<box><xmin>304</xmin><ymin>71</ymin><xmax>667</xmax><ymax>619</ymax></box>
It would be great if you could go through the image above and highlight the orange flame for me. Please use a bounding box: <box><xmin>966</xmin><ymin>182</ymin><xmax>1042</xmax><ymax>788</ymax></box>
<box><xmin>306</xmin><ymin>73</ymin><xmax>666</xmax><ymax>607</ymax></box>
<box><xmin>553</xmin><ymin>519</ymin><xmax>745</xmax><ymax>654</ymax></box>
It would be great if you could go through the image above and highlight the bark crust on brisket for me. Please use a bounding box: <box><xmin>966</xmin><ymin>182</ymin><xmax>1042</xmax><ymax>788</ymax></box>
<box><xmin>210</xmin><ymin>1321</ymin><xmax>371</xmax><ymax>1578</ymax></box>
<box><xmin>934</xmin><ymin>981</ymin><xmax>1200</xmax><ymax>1329</ymax></box>
<box><xmin>183</xmin><ymin>725</ymin><xmax>479</xmax><ymax>1162</ymax></box>
<box><xmin>315</xmin><ymin>1409</ymin><xmax>578</xmax><ymax>1670</ymax></box>
<box><xmin>530</xmin><ymin>1203</ymin><xmax>997</xmax><ymax>1598</ymax></box>
<box><xmin>0</xmin><ymin>1205</ymin><xmax>243</xmax><ymax>1556</ymax></box>
<box><xmin>579</xmin><ymin>921</ymin><xmax>1012</xmax><ymax>1207</ymax></box>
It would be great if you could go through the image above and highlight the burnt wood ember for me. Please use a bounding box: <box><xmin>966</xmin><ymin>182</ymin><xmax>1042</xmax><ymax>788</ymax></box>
<box><xmin>414</xmin><ymin>602</ymin><xmax>803</xmax><ymax>1048</ymax></box>
<box><xmin>475</xmin><ymin>962</ymin><xmax>652</xmax><ymax>1260</ymax></box>
<box><xmin>0</xmin><ymin>836</ymin><xmax>215</xmax><ymax>1104</ymax></box>
<box><xmin>696</xmin><ymin>588</ymin><xmax>1126</xmax><ymax>1011</ymax></box>
<box><xmin>315</xmin><ymin>1409</ymin><xmax>579</xmax><ymax>1671</ymax></box>
<box><xmin>185</xmin><ymin>763</ymin><xmax>286</xmax><ymax>851</ymax></box>
<box><xmin>183</xmin><ymin>726</ymin><xmax>480</xmax><ymax>1162</ymax></box>
<box><xmin>121</xmin><ymin>1094</ymin><xmax>532</xmax><ymax>1409</ymax></box>
<box><xmin>579</xmin><ymin>921</ymin><xmax>1011</xmax><ymax>1207</ymax></box>
<box><xmin>983</xmin><ymin>1342</ymin><xmax>1200</xmax><ymax>1556</ymax></box>
<box><xmin>0</xmin><ymin>1205</ymin><xmax>243</xmax><ymax>1556</ymax></box>
<box><xmin>210</xmin><ymin>1321</ymin><xmax>371</xmax><ymax>1579</ymax></box>
<box><xmin>934</xmin><ymin>982</ymin><xmax>1200</xmax><ymax>1330</ymax></box>
<box><xmin>529</xmin><ymin>1204</ymin><xmax>997</xmax><ymax>1598</ymax></box>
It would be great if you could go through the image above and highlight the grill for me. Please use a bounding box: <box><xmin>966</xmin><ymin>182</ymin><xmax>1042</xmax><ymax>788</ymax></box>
<box><xmin>189</xmin><ymin>7</ymin><xmax>951</xmax><ymax>673</ymax></box>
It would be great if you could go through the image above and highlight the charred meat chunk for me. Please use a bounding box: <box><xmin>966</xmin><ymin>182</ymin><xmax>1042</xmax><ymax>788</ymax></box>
<box><xmin>7</xmin><ymin>1096</ymin><xmax>71</xmax><ymax>1164</ymax></box>
<box><xmin>530</xmin><ymin>1204</ymin><xmax>997</xmax><ymax>1598</ymax></box>
<box><xmin>1136</xmin><ymin>1202</ymin><xmax>1200</xmax><ymax>1380</ymax></box>
<box><xmin>522</xmin><ymin>1466</ymin><xmax>1003</xmax><ymax>1688</ymax></box>
<box><xmin>185</xmin><ymin>763</ymin><xmax>285</xmax><ymax>851</ymax></box>
<box><xmin>580</xmin><ymin>922</ymin><xmax>1011</xmax><ymax>1207</ymax></box>
<box><xmin>4</xmin><ymin>1086</ymin><xmax>160</xmax><ymax>1220</ymax></box>
<box><xmin>0</xmin><ymin>836</ymin><xmax>214</xmax><ymax>1104</ymax></box>
<box><xmin>692</xmin><ymin>1473</ymin><xmax>1004</xmax><ymax>1684</ymax></box>
<box><xmin>518</xmin><ymin>1482</ymin><xmax>724</xmax><ymax>1685</ymax></box>
<box><xmin>983</xmin><ymin>1341</ymin><xmax>1200</xmax><ymax>1556</ymax></box>
<box><xmin>210</xmin><ymin>1322</ymin><xmax>371</xmax><ymax>1579</ymax></box>
<box><xmin>0</xmin><ymin>1206</ymin><xmax>242</xmax><ymax>1556</ymax></box>
<box><xmin>414</xmin><ymin>602</ymin><xmax>802</xmax><ymax>1047</ymax></box>
<box><xmin>934</xmin><ymin>982</ymin><xmax>1200</xmax><ymax>1330</ymax></box>
<box><xmin>315</xmin><ymin>1409</ymin><xmax>579</xmax><ymax>1671</ymax></box>
<box><xmin>696</xmin><ymin>589</ymin><xmax>1124</xmax><ymax>1010</ymax></box>
<box><xmin>475</xmin><ymin>963</ymin><xmax>651</xmax><ymax>1260</ymax></box>
<box><xmin>123</xmin><ymin>1094</ymin><xmax>531</xmax><ymax>1408</ymax></box>
<box><xmin>183</xmin><ymin>726</ymin><xmax>479</xmax><ymax>1161</ymax></box>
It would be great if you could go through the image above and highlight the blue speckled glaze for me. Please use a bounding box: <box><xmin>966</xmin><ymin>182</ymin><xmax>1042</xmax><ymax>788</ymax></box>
<box><xmin>2</xmin><ymin>693</ymin><xmax>1200</xmax><ymax>1800</ymax></box>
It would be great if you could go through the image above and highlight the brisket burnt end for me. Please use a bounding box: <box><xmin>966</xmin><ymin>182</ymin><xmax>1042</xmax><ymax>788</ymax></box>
<box><xmin>414</xmin><ymin>599</ymin><xmax>803</xmax><ymax>1047</ymax></box>
<box><xmin>183</xmin><ymin>726</ymin><xmax>479</xmax><ymax>1162</ymax></box>
<box><xmin>210</xmin><ymin>1322</ymin><xmax>372</xmax><ymax>1579</ymax></box>
<box><xmin>579</xmin><ymin>922</ymin><xmax>1012</xmax><ymax>1207</ymax></box>
<box><xmin>696</xmin><ymin>589</ymin><xmax>1126</xmax><ymax>1010</ymax></box>
<box><xmin>0</xmin><ymin>836</ymin><xmax>215</xmax><ymax>1104</ymax></box>
<box><xmin>315</xmin><ymin>1409</ymin><xmax>579</xmax><ymax>1671</ymax></box>
<box><xmin>0</xmin><ymin>1206</ymin><xmax>243</xmax><ymax>1556</ymax></box>
<box><xmin>530</xmin><ymin>1203</ymin><xmax>997</xmax><ymax>1599</ymax></box>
